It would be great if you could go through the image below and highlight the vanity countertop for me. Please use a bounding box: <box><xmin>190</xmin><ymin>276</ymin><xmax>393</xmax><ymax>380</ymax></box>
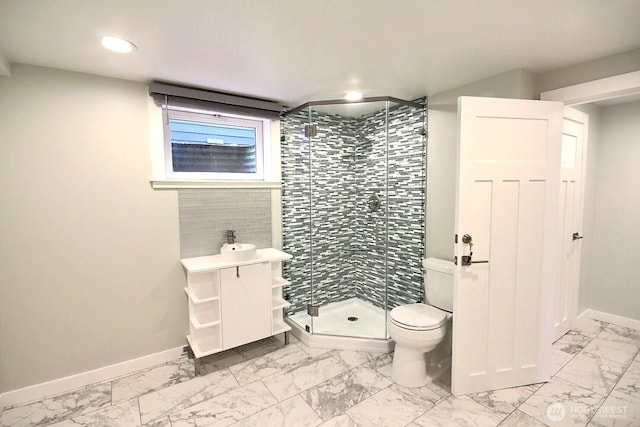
<box><xmin>181</xmin><ymin>248</ymin><xmax>292</xmax><ymax>273</ymax></box>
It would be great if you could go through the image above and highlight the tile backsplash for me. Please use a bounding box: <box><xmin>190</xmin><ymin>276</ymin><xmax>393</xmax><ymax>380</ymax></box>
<box><xmin>178</xmin><ymin>189</ymin><xmax>272</xmax><ymax>259</ymax></box>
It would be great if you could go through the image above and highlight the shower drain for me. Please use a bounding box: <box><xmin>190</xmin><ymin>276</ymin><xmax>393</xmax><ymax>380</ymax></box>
<box><xmin>347</xmin><ymin>316</ymin><xmax>359</xmax><ymax>322</ymax></box>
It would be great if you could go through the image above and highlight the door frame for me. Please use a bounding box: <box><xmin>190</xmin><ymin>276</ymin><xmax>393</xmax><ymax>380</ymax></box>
<box><xmin>541</xmin><ymin>71</ymin><xmax>640</xmax><ymax>328</ymax></box>
<box><xmin>540</xmin><ymin>70</ymin><xmax>640</xmax><ymax>106</ymax></box>
<box><xmin>553</xmin><ymin>107</ymin><xmax>589</xmax><ymax>341</ymax></box>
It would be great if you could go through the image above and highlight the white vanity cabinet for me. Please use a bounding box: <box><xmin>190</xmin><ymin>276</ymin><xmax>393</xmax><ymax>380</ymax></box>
<box><xmin>181</xmin><ymin>248</ymin><xmax>292</xmax><ymax>374</ymax></box>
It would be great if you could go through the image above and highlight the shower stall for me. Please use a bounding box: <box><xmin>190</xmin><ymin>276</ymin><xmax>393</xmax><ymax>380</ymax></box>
<box><xmin>281</xmin><ymin>97</ymin><xmax>426</xmax><ymax>349</ymax></box>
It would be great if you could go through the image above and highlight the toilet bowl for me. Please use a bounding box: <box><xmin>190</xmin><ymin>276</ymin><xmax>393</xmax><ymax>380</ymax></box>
<box><xmin>388</xmin><ymin>258</ymin><xmax>453</xmax><ymax>388</ymax></box>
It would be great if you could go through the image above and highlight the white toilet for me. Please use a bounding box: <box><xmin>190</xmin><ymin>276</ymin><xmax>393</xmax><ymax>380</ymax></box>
<box><xmin>388</xmin><ymin>257</ymin><xmax>453</xmax><ymax>387</ymax></box>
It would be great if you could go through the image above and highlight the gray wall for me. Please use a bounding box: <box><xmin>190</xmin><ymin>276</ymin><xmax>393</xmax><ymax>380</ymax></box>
<box><xmin>587</xmin><ymin>100</ymin><xmax>640</xmax><ymax>320</ymax></box>
<box><xmin>0</xmin><ymin>65</ymin><xmax>186</xmax><ymax>392</ymax></box>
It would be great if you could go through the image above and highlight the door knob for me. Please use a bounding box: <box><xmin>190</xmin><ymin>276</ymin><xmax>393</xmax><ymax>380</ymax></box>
<box><xmin>572</xmin><ymin>232</ymin><xmax>584</xmax><ymax>241</ymax></box>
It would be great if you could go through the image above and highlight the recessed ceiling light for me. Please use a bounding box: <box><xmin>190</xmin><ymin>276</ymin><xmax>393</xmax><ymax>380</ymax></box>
<box><xmin>101</xmin><ymin>36</ymin><xmax>136</xmax><ymax>54</ymax></box>
<box><xmin>344</xmin><ymin>91</ymin><xmax>363</xmax><ymax>101</ymax></box>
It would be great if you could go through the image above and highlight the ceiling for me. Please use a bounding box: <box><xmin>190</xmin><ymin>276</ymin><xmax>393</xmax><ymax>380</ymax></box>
<box><xmin>1</xmin><ymin>0</ymin><xmax>639</xmax><ymax>108</ymax></box>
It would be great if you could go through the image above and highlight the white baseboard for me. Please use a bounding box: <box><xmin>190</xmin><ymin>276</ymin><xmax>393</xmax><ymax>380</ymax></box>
<box><xmin>0</xmin><ymin>346</ymin><xmax>185</xmax><ymax>410</ymax></box>
<box><xmin>580</xmin><ymin>309</ymin><xmax>640</xmax><ymax>331</ymax></box>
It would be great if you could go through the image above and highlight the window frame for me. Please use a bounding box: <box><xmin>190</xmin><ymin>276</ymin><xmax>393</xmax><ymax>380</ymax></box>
<box><xmin>163</xmin><ymin>106</ymin><xmax>269</xmax><ymax>181</ymax></box>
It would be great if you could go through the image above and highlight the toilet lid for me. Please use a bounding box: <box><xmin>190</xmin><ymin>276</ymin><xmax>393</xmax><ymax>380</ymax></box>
<box><xmin>390</xmin><ymin>304</ymin><xmax>447</xmax><ymax>331</ymax></box>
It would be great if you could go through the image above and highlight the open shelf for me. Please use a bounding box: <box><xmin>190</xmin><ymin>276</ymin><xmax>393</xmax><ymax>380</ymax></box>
<box><xmin>187</xmin><ymin>334</ymin><xmax>222</xmax><ymax>359</ymax></box>
<box><xmin>188</xmin><ymin>271</ymin><xmax>220</xmax><ymax>301</ymax></box>
<box><xmin>189</xmin><ymin>298</ymin><xmax>220</xmax><ymax>325</ymax></box>
<box><xmin>190</xmin><ymin>317</ymin><xmax>221</xmax><ymax>329</ymax></box>
<box><xmin>186</xmin><ymin>290</ymin><xmax>220</xmax><ymax>304</ymax></box>
<box><xmin>272</xmin><ymin>296</ymin><xmax>292</xmax><ymax>310</ymax></box>
<box><xmin>272</xmin><ymin>277</ymin><xmax>291</xmax><ymax>288</ymax></box>
<box><xmin>272</xmin><ymin>318</ymin><xmax>292</xmax><ymax>334</ymax></box>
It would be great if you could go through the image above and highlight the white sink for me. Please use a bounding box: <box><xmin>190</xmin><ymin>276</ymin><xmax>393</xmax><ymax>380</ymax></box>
<box><xmin>220</xmin><ymin>243</ymin><xmax>258</xmax><ymax>262</ymax></box>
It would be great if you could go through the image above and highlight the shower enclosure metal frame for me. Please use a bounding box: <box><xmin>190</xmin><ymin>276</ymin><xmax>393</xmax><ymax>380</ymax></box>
<box><xmin>281</xmin><ymin>96</ymin><xmax>426</xmax><ymax>346</ymax></box>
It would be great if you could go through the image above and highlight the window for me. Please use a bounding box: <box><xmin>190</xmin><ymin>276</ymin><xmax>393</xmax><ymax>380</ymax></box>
<box><xmin>148</xmin><ymin>81</ymin><xmax>282</xmax><ymax>187</ymax></box>
<box><xmin>165</xmin><ymin>108</ymin><xmax>267</xmax><ymax>180</ymax></box>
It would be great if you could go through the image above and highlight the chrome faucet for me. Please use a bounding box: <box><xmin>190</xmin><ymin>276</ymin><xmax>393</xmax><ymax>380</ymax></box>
<box><xmin>225</xmin><ymin>230</ymin><xmax>236</xmax><ymax>245</ymax></box>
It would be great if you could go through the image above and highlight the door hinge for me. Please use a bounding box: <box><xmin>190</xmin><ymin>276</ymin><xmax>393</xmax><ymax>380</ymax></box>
<box><xmin>304</xmin><ymin>124</ymin><xmax>318</xmax><ymax>138</ymax></box>
<box><xmin>455</xmin><ymin>234</ymin><xmax>458</xmax><ymax>243</ymax></box>
<box><xmin>307</xmin><ymin>304</ymin><xmax>319</xmax><ymax>317</ymax></box>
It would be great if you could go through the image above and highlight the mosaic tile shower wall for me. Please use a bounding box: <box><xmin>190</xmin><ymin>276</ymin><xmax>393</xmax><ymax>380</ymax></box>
<box><xmin>281</xmin><ymin>99</ymin><xmax>426</xmax><ymax>318</ymax></box>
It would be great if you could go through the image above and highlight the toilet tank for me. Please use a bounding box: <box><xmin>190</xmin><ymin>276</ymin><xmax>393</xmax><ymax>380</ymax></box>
<box><xmin>423</xmin><ymin>258</ymin><xmax>454</xmax><ymax>312</ymax></box>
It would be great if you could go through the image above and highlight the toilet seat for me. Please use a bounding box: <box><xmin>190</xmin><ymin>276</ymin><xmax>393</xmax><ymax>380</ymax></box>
<box><xmin>390</xmin><ymin>304</ymin><xmax>446</xmax><ymax>331</ymax></box>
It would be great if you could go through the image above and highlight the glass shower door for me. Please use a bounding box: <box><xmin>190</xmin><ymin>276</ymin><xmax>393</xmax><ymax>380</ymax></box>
<box><xmin>308</xmin><ymin>102</ymin><xmax>389</xmax><ymax>340</ymax></box>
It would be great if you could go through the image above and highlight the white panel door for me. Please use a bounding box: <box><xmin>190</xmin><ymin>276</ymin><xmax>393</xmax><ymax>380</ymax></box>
<box><xmin>452</xmin><ymin>96</ymin><xmax>563</xmax><ymax>395</ymax></box>
<box><xmin>220</xmin><ymin>262</ymin><xmax>271</xmax><ymax>350</ymax></box>
<box><xmin>553</xmin><ymin>107</ymin><xmax>589</xmax><ymax>341</ymax></box>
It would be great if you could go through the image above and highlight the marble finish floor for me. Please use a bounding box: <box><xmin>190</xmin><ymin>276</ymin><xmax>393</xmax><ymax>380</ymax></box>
<box><xmin>1</xmin><ymin>317</ymin><xmax>639</xmax><ymax>426</ymax></box>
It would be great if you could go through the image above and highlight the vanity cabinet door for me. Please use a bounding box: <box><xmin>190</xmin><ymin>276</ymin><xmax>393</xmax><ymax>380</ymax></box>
<box><xmin>220</xmin><ymin>263</ymin><xmax>271</xmax><ymax>350</ymax></box>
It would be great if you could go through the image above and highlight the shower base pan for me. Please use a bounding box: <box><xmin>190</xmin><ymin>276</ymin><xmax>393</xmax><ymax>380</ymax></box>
<box><xmin>286</xmin><ymin>297</ymin><xmax>394</xmax><ymax>353</ymax></box>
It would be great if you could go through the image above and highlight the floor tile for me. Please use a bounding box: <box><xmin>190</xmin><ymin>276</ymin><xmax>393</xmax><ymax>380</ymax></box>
<box><xmin>346</xmin><ymin>382</ymin><xmax>445</xmax><ymax>427</ymax></box>
<box><xmin>574</xmin><ymin>317</ymin><xmax>609</xmax><ymax>338</ymax></box>
<box><xmin>367</xmin><ymin>351</ymin><xmax>394</xmax><ymax>374</ymax></box>
<box><xmin>582</xmin><ymin>330</ymin><xmax>640</xmax><ymax>366</ymax></box>
<box><xmin>552</xmin><ymin>348</ymin><xmax>575</xmax><ymax>375</ymax></box>
<box><xmin>499</xmin><ymin>409</ymin><xmax>547</xmax><ymax>426</ymax></box>
<box><xmin>318</xmin><ymin>413</ymin><xmax>359</xmax><ymax>427</ymax></box>
<box><xmin>519</xmin><ymin>376</ymin><xmax>606</xmax><ymax>426</ymax></box>
<box><xmin>111</xmin><ymin>357</ymin><xmax>195</xmax><ymax>403</ymax></box>
<box><xmin>234</xmin><ymin>394</ymin><xmax>322</xmax><ymax>427</ymax></box>
<box><xmin>553</xmin><ymin>330</ymin><xmax>594</xmax><ymax>355</ymax></box>
<box><xmin>200</xmin><ymin>348</ymin><xmax>248</xmax><ymax>375</ymax></box>
<box><xmin>300</xmin><ymin>363</ymin><xmax>392</xmax><ymax>420</ymax></box>
<box><xmin>49</xmin><ymin>398</ymin><xmax>140</xmax><ymax>426</ymax></box>
<box><xmin>198</xmin><ymin>337</ymin><xmax>293</xmax><ymax>376</ymax></box>
<box><xmin>556</xmin><ymin>350</ymin><xmax>626</xmax><ymax>396</ymax></box>
<box><xmin>229</xmin><ymin>344</ymin><xmax>310</xmax><ymax>385</ymax></box>
<box><xmin>6</xmin><ymin>319</ymin><xmax>640</xmax><ymax>427</ymax></box>
<box><xmin>395</xmin><ymin>381</ymin><xmax>450</xmax><ymax>404</ymax></box>
<box><xmin>138</xmin><ymin>368</ymin><xmax>239</xmax><ymax>424</ymax></box>
<box><xmin>235</xmin><ymin>336</ymin><xmax>291</xmax><ymax>360</ymax></box>
<box><xmin>0</xmin><ymin>383</ymin><xmax>111</xmax><ymax>427</ymax></box>
<box><xmin>468</xmin><ymin>383</ymin><xmax>541</xmax><ymax>417</ymax></box>
<box><xmin>411</xmin><ymin>395</ymin><xmax>504</xmax><ymax>427</ymax></box>
<box><xmin>262</xmin><ymin>352</ymin><xmax>349</xmax><ymax>401</ymax></box>
<box><xmin>329</xmin><ymin>349</ymin><xmax>382</xmax><ymax>368</ymax></box>
<box><xmin>588</xmin><ymin>390</ymin><xmax>640</xmax><ymax>427</ymax></box>
<box><xmin>612</xmin><ymin>354</ymin><xmax>640</xmax><ymax>399</ymax></box>
<box><xmin>295</xmin><ymin>341</ymin><xmax>334</xmax><ymax>358</ymax></box>
<box><xmin>141</xmin><ymin>417</ymin><xmax>172</xmax><ymax>426</ymax></box>
<box><xmin>604</xmin><ymin>324</ymin><xmax>640</xmax><ymax>342</ymax></box>
<box><xmin>168</xmin><ymin>380</ymin><xmax>277</xmax><ymax>426</ymax></box>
